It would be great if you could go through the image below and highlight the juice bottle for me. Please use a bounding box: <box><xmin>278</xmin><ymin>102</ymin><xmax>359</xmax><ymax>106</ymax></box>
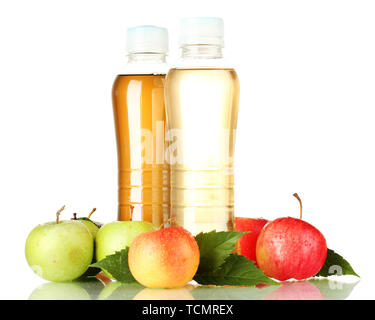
<box><xmin>112</xmin><ymin>26</ymin><xmax>170</xmax><ymax>226</ymax></box>
<box><xmin>164</xmin><ymin>18</ymin><xmax>240</xmax><ymax>235</ymax></box>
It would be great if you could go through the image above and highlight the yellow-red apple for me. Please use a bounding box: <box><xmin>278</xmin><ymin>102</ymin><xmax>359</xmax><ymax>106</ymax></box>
<box><xmin>128</xmin><ymin>226</ymin><xmax>200</xmax><ymax>288</ymax></box>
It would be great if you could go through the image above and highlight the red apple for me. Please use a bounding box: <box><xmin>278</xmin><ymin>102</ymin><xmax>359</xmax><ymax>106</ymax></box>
<box><xmin>128</xmin><ymin>226</ymin><xmax>200</xmax><ymax>289</ymax></box>
<box><xmin>256</xmin><ymin>217</ymin><xmax>327</xmax><ymax>281</ymax></box>
<box><xmin>235</xmin><ymin>217</ymin><xmax>268</xmax><ymax>263</ymax></box>
<box><xmin>256</xmin><ymin>194</ymin><xmax>327</xmax><ymax>281</ymax></box>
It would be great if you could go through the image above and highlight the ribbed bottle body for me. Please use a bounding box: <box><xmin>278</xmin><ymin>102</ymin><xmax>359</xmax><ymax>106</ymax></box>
<box><xmin>164</xmin><ymin>68</ymin><xmax>239</xmax><ymax>234</ymax></box>
<box><xmin>113</xmin><ymin>74</ymin><xmax>170</xmax><ymax>226</ymax></box>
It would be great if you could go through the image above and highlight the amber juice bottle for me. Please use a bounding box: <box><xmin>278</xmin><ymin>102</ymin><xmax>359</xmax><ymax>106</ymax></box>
<box><xmin>112</xmin><ymin>26</ymin><xmax>169</xmax><ymax>226</ymax></box>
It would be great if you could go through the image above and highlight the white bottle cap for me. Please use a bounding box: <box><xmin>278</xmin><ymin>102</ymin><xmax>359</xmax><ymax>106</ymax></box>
<box><xmin>126</xmin><ymin>25</ymin><xmax>168</xmax><ymax>53</ymax></box>
<box><xmin>179</xmin><ymin>17</ymin><xmax>224</xmax><ymax>48</ymax></box>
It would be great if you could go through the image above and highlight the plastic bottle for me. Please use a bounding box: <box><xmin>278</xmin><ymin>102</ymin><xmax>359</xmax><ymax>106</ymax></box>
<box><xmin>164</xmin><ymin>18</ymin><xmax>240</xmax><ymax>234</ymax></box>
<box><xmin>112</xmin><ymin>26</ymin><xmax>170</xmax><ymax>227</ymax></box>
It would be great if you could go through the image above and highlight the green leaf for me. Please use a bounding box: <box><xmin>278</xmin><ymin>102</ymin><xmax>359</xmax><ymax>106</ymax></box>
<box><xmin>194</xmin><ymin>231</ymin><xmax>276</xmax><ymax>286</ymax></box>
<box><xmin>194</xmin><ymin>254</ymin><xmax>279</xmax><ymax>286</ymax></box>
<box><xmin>195</xmin><ymin>230</ymin><xmax>248</xmax><ymax>273</ymax></box>
<box><xmin>315</xmin><ymin>248</ymin><xmax>359</xmax><ymax>277</ymax></box>
<box><xmin>90</xmin><ymin>248</ymin><xmax>137</xmax><ymax>283</ymax></box>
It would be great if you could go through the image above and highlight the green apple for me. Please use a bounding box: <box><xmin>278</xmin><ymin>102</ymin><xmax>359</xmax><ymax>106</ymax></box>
<box><xmin>76</xmin><ymin>217</ymin><xmax>101</xmax><ymax>238</ymax></box>
<box><xmin>71</xmin><ymin>210</ymin><xmax>104</xmax><ymax>278</ymax></box>
<box><xmin>72</xmin><ymin>208</ymin><xmax>103</xmax><ymax>239</ymax></box>
<box><xmin>95</xmin><ymin>221</ymin><xmax>156</xmax><ymax>264</ymax></box>
<box><xmin>25</xmin><ymin>220</ymin><xmax>94</xmax><ymax>282</ymax></box>
<box><xmin>76</xmin><ymin>217</ymin><xmax>102</xmax><ymax>278</ymax></box>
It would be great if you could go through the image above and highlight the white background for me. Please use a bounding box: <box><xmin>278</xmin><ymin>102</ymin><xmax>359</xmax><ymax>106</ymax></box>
<box><xmin>0</xmin><ymin>0</ymin><xmax>374</xmax><ymax>299</ymax></box>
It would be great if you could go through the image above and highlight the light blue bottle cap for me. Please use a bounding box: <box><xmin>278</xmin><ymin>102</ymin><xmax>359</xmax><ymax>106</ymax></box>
<box><xmin>126</xmin><ymin>25</ymin><xmax>168</xmax><ymax>53</ymax></box>
<box><xmin>180</xmin><ymin>17</ymin><xmax>224</xmax><ymax>47</ymax></box>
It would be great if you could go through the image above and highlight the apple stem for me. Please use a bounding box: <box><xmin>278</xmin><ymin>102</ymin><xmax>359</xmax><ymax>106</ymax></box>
<box><xmin>96</xmin><ymin>272</ymin><xmax>112</xmax><ymax>285</ymax></box>
<box><xmin>129</xmin><ymin>205</ymin><xmax>134</xmax><ymax>221</ymax></box>
<box><xmin>88</xmin><ymin>208</ymin><xmax>96</xmax><ymax>219</ymax></box>
<box><xmin>158</xmin><ymin>217</ymin><xmax>176</xmax><ymax>230</ymax></box>
<box><xmin>56</xmin><ymin>205</ymin><xmax>65</xmax><ymax>224</ymax></box>
<box><xmin>293</xmin><ymin>193</ymin><xmax>303</xmax><ymax>219</ymax></box>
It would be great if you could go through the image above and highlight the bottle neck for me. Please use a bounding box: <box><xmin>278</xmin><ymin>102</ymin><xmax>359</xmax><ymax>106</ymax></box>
<box><xmin>124</xmin><ymin>52</ymin><xmax>167</xmax><ymax>75</ymax></box>
<box><xmin>127</xmin><ymin>52</ymin><xmax>166</xmax><ymax>64</ymax></box>
<box><xmin>181</xmin><ymin>45</ymin><xmax>223</xmax><ymax>59</ymax></box>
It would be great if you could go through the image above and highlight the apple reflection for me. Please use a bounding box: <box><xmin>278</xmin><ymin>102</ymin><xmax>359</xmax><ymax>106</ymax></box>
<box><xmin>97</xmin><ymin>282</ymin><xmax>144</xmax><ymax>300</ymax></box>
<box><xmin>190</xmin><ymin>279</ymin><xmax>358</xmax><ymax>300</ymax></box>
<box><xmin>29</xmin><ymin>278</ymin><xmax>358</xmax><ymax>300</ymax></box>
<box><xmin>29</xmin><ymin>282</ymin><xmax>90</xmax><ymax>300</ymax></box>
<box><xmin>29</xmin><ymin>278</ymin><xmax>104</xmax><ymax>300</ymax></box>
<box><xmin>133</xmin><ymin>287</ymin><xmax>194</xmax><ymax>300</ymax></box>
<box><xmin>263</xmin><ymin>281</ymin><xmax>324</xmax><ymax>300</ymax></box>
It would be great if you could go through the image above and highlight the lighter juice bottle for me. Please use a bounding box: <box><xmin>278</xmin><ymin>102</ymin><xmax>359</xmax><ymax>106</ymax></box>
<box><xmin>164</xmin><ymin>18</ymin><xmax>240</xmax><ymax>234</ymax></box>
<box><xmin>112</xmin><ymin>26</ymin><xmax>170</xmax><ymax>227</ymax></box>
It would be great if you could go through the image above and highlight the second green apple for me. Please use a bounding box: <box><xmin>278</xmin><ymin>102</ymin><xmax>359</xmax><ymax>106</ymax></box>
<box><xmin>95</xmin><ymin>221</ymin><xmax>156</xmax><ymax>275</ymax></box>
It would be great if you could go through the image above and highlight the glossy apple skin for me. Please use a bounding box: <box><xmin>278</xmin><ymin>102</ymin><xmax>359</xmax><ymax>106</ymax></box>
<box><xmin>128</xmin><ymin>226</ymin><xmax>200</xmax><ymax>289</ymax></box>
<box><xmin>256</xmin><ymin>217</ymin><xmax>327</xmax><ymax>281</ymax></box>
<box><xmin>25</xmin><ymin>220</ymin><xmax>94</xmax><ymax>282</ymax></box>
<box><xmin>235</xmin><ymin>217</ymin><xmax>268</xmax><ymax>263</ymax></box>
